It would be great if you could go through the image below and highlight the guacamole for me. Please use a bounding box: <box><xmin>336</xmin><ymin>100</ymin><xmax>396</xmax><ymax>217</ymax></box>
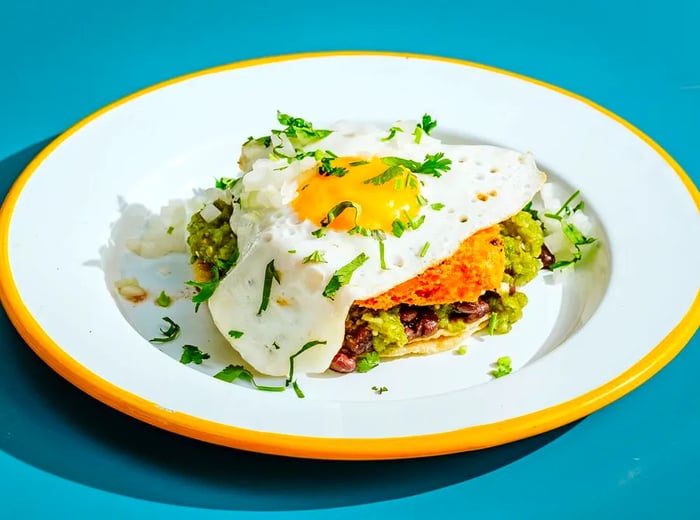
<box><xmin>186</xmin><ymin>199</ymin><xmax>238</xmax><ymax>273</ymax></box>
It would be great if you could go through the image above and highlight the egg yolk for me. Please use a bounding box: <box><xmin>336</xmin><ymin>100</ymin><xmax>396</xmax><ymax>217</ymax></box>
<box><xmin>291</xmin><ymin>157</ymin><xmax>421</xmax><ymax>232</ymax></box>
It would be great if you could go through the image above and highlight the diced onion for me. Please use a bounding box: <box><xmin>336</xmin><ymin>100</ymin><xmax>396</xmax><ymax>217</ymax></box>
<box><xmin>200</xmin><ymin>203</ymin><xmax>222</xmax><ymax>223</ymax></box>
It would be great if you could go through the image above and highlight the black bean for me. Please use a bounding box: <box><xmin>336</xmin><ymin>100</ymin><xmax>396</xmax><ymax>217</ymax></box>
<box><xmin>540</xmin><ymin>244</ymin><xmax>555</xmax><ymax>269</ymax></box>
<box><xmin>343</xmin><ymin>324</ymin><xmax>373</xmax><ymax>355</ymax></box>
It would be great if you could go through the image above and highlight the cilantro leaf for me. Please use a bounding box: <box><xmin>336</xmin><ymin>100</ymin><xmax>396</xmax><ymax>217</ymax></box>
<box><xmin>215</xmin><ymin>177</ymin><xmax>240</xmax><ymax>190</ymax></box>
<box><xmin>357</xmin><ymin>351</ymin><xmax>380</xmax><ymax>373</ymax></box>
<box><xmin>257</xmin><ymin>260</ymin><xmax>281</xmax><ymax>315</ymax></box>
<box><xmin>228</xmin><ymin>330</ymin><xmax>244</xmax><ymax>339</ymax></box>
<box><xmin>413</xmin><ymin>113</ymin><xmax>437</xmax><ymax>143</ymax></box>
<box><xmin>302</xmin><ymin>250</ymin><xmax>327</xmax><ymax>263</ymax></box>
<box><xmin>371</xmin><ymin>385</ymin><xmax>388</xmax><ymax>394</ymax></box>
<box><xmin>292</xmin><ymin>380</ymin><xmax>305</xmax><ymax>398</ymax></box>
<box><xmin>275</xmin><ymin>111</ymin><xmax>332</xmax><ymax>141</ymax></box>
<box><xmin>430</xmin><ymin>202</ymin><xmax>445</xmax><ymax>211</ymax></box>
<box><xmin>287</xmin><ymin>340</ymin><xmax>327</xmax><ymax>385</ymax></box>
<box><xmin>318</xmin><ymin>157</ymin><xmax>348</xmax><ymax>177</ymax></box>
<box><xmin>419</xmin><ymin>241</ymin><xmax>430</xmax><ymax>257</ymax></box>
<box><xmin>185</xmin><ymin>266</ymin><xmax>221</xmax><ymax>312</ymax></box>
<box><xmin>214</xmin><ymin>364</ymin><xmax>285</xmax><ymax>392</ymax></box>
<box><xmin>381</xmin><ymin>126</ymin><xmax>403</xmax><ymax>141</ymax></box>
<box><xmin>149</xmin><ymin>317</ymin><xmax>181</xmax><ymax>343</ymax></box>
<box><xmin>378</xmin><ymin>239</ymin><xmax>387</xmax><ymax>270</ymax></box>
<box><xmin>363</xmin><ymin>165</ymin><xmax>405</xmax><ymax>186</ymax></box>
<box><xmin>321</xmin><ymin>201</ymin><xmax>361</xmax><ymax>228</ymax></box>
<box><xmin>180</xmin><ymin>344</ymin><xmax>211</xmax><ymax>365</ymax></box>
<box><xmin>322</xmin><ymin>253</ymin><xmax>369</xmax><ymax>299</ymax></box>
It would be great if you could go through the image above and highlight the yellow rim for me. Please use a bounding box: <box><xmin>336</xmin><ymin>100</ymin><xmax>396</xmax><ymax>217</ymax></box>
<box><xmin>1</xmin><ymin>51</ymin><xmax>698</xmax><ymax>460</ymax></box>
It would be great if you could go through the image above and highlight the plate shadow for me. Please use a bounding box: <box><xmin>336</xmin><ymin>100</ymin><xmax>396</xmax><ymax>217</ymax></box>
<box><xmin>0</xmin><ymin>139</ymin><xmax>583</xmax><ymax>511</ymax></box>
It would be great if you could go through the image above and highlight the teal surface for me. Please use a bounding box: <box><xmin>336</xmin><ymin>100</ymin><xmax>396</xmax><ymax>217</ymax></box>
<box><xmin>1</xmin><ymin>1</ymin><xmax>698</xmax><ymax>518</ymax></box>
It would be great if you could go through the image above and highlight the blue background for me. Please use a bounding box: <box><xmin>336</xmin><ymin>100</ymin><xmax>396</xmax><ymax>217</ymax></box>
<box><xmin>1</xmin><ymin>1</ymin><xmax>698</xmax><ymax>517</ymax></box>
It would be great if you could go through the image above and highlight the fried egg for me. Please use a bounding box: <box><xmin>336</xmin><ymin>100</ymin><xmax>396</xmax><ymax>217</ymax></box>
<box><xmin>207</xmin><ymin>120</ymin><xmax>545</xmax><ymax>376</ymax></box>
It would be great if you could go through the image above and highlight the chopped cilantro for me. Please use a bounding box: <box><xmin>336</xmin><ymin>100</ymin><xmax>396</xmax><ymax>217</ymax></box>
<box><xmin>287</xmin><ymin>340</ymin><xmax>327</xmax><ymax>385</ymax></box>
<box><xmin>363</xmin><ymin>165</ymin><xmax>405</xmax><ymax>186</ymax></box>
<box><xmin>381</xmin><ymin>126</ymin><xmax>403</xmax><ymax>141</ymax></box>
<box><xmin>311</xmin><ymin>227</ymin><xmax>328</xmax><ymax>239</ymax></box>
<box><xmin>275</xmin><ymin>111</ymin><xmax>332</xmax><ymax>141</ymax></box>
<box><xmin>419</xmin><ymin>241</ymin><xmax>430</xmax><ymax>257</ymax></box>
<box><xmin>149</xmin><ymin>317</ymin><xmax>180</xmax><ymax>343</ymax></box>
<box><xmin>382</xmin><ymin>152</ymin><xmax>451</xmax><ymax>178</ymax></box>
<box><xmin>287</xmin><ymin>249</ymin><xmax>297</xmax><ymax>254</ymax></box>
<box><xmin>166</xmin><ymin>226</ymin><xmax>174</xmax><ymax>235</ymax></box>
<box><xmin>303</xmin><ymin>250</ymin><xmax>327</xmax><ymax>263</ymax></box>
<box><xmin>292</xmin><ymin>380</ymin><xmax>305</xmax><ymax>398</ymax></box>
<box><xmin>413</xmin><ymin>113</ymin><xmax>437</xmax><ymax>143</ymax></box>
<box><xmin>430</xmin><ymin>202</ymin><xmax>445</xmax><ymax>211</ymax></box>
<box><xmin>416</xmin><ymin>194</ymin><xmax>429</xmax><ymax>206</ymax></box>
<box><xmin>321</xmin><ymin>201</ymin><xmax>361</xmax><ymax>228</ymax></box>
<box><xmin>349</xmin><ymin>160</ymin><xmax>370</xmax><ymax>166</ymax></box>
<box><xmin>456</xmin><ymin>345</ymin><xmax>467</xmax><ymax>355</ymax></box>
<box><xmin>318</xmin><ymin>157</ymin><xmax>348</xmax><ymax>177</ymax></box>
<box><xmin>378</xmin><ymin>239</ymin><xmax>387</xmax><ymax>270</ymax></box>
<box><xmin>214</xmin><ymin>364</ymin><xmax>285</xmax><ymax>392</ymax></box>
<box><xmin>371</xmin><ymin>385</ymin><xmax>388</xmax><ymax>395</ymax></box>
<box><xmin>228</xmin><ymin>330</ymin><xmax>244</xmax><ymax>339</ymax></box>
<box><xmin>391</xmin><ymin>219</ymin><xmax>406</xmax><ymax>238</ymax></box>
<box><xmin>357</xmin><ymin>351</ymin><xmax>380</xmax><ymax>373</ymax></box>
<box><xmin>215</xmin><ymin>177</ymin><xmax>240</xmax><ymax>190</ymax></box>
<box><xmin>488</xmin><ymin>312</ymin><xmax>498</xmax><ymax>335</ymax></box>
<box><xmin>257</xmin><ymin>260</ymin><xmax>281</xmax><ymax>315</ymax></box>
<box><xmin>490</xmin><ymin>356</ymin><xmax>513</xmax><ymax>378</ymax></box>
<box><xmin>543</xmin><ymin>190</ymin><xmax>597</xmax><ymax>270</ymax></box>
<box><xmin>154</xmin><ymin>290</ymin><xmax>172</xmax><ymax>307</ymax></box>
<box><xmin>185</xmin><ymin>265</ymin><xmax>221</xmax><ymax>312</ymax></box>
<box><xmin>322</xmin><ymin>253</ymin><xmax>369</xmax><ymax>299</ymax></box>
<box><xmin>180</xmin><ymin>345</ymin><xmax>210</xmax><ymax>365</ymax></box>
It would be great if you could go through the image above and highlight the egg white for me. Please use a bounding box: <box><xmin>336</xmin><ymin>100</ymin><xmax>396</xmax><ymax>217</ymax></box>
<box><xmin>208</xmin><ymin>121</ymin><xmax>546</xmax><ymax>376</ymax></box>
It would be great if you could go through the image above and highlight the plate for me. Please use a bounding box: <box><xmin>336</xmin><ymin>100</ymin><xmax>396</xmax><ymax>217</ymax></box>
<box><xmin>1</xmin><ymin>52</ymin><xmax>698</xmax><ymax>460</ymax></box>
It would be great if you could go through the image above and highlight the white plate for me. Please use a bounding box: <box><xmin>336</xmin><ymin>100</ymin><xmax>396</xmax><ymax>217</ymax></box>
<box><xmin>1</xmin><ymin>52</ymin><xmax>698</xmax><ymax>460</ymax></box>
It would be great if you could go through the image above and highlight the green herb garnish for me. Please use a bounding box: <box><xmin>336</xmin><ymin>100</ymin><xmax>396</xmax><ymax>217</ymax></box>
<box><xmin>488</xmin><ymin>312</ymin><xmax>498</xmax><ymax>335</ymax></box>
<box><xmin>311</xmin><ymin>227</ymin><xmax>328</xmax><ymax>238</ymax></box>
<box><xmin>322</xmin><ymin>253</ymin><xmax>369</xmax><ymax>299</ymax></box>
<box><xmin>215</xmin><ymin>177</ymin><xmax>240</xmax><ymax>190</ymax></box>
<box><xmin>363</xmin><ymin>165</ymin><xmax>405</xmax><ymax>186</ymax></box>
<box><xmin>456</xmin><ymin>345</ymin><xmax>467</xmax><ymax>355</ymax></box>
<box><xmin>413</xmin><ymin>113</ymin><xmax>437</xmax><ymax>143</ymax></box>
<box><xmin>321</xmin><ymin>201</ymin><xmax>361</xmax><ymax>228</ymax></box>
<box><xmin>357</xmin><ymin>351</ymin><xmax>380</xmax><ymax>373</ymax></box>
<box><xmin>381</xmin><ymin>126</ymin><xmax>403</xmax><ymax>141</ymax></box>
<box><xmin>303</xmin><ymin>250</ymin><xmax>327</xmax><ymax>264</ymax></box>
<box><xmin>228</xmin><ymin>330</ymin><xmax>244</xmax><ymax>339</ymax></box>
<box><xmin>543</xmin><ymin>190</ymin><xmax>597</xmax><ymax>270</ymax></box>
<box><xmin>349</xmin><ymin>160</ymin><xmax>370</xmax><ymax>166</ymax></box>
<box><xmin>391</xmin><ymin>219</ymin><xmax>406</xmax><ymax>238</ymax></box>
<box><xmin>318</xmin><ymin>157</ymin><xmax>348</xmax><ymax>177</ymax></box>
<box><xmin>371</xmin><ymin>385</ymin><xmax>388</xmax><ymax>394</ymax></box>
<box><xmin>155</xmin><ymin>290</ymin><xmax>172</xmax><ymax>307</ymax></box>
<box><xmin>378</xmin><ymin>240</ymin><xmax>387</xmax><ymax>270</ymax></box>
<box><xmin>382</xmin><ymin>152</ymin><xmax>451</xmax><ymax>178</ymax></box>
<box><xmin>490</xmin><ymin>356</ymin><xmax>512</xmax><ymax>378</ymax></box>
<box><xmin>419</xmin><ymin>241</ymin><xmax>430</xmax><ymax>257</ymax></box>
<box><xmin>430</xmin><ymin>202</ymin><xmax>445</xmax><ymax>211</ymax></box>
<box><xmin>292</xmin><ymin>380</ymin><xmax>305</xmax><ymax>398</ymax></box>
<box><xmin>287</xmin><ymin>340</ymin><xmax>327</xmax><ymax>385</ymax></box>
<box><xmin>166</xmin><ymin>226</ymin><xmax>174</xmax><ymax>235</ymax></box>
<box><xmin>180</xmin><ymin>345</ymin><xmax>210</xmax><ymax>365</ymax></box>
<box><xmin>416</xmin><ymin>194</ymin><xmax>429</xmax><ymax>206</ymax></box>
<box><xmin>214</xmin><ymin>364</ymin><xmax>286</xmax><ymax>392</ymax></box>
<box><xmin>257</xmin><ymin>260</ymin><xmax>281</xmax><ymax>315</ymax></box>
<box><xmin>149</xmin><ymin>317</ymin><xmax>181</xmax><ymax>343</ymax></box>
<box><xmin>275</xmin><ymin>111</ymin><xmax>332</xmax><ymax>141</ymax></box>
<box><xmin>185</xmin><ymin>265</ymin><xmax>221</xmax><ymax>312</ymax></box>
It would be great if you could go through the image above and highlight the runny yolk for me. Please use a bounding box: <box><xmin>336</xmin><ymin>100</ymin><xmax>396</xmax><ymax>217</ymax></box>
<box><xmin>291</xmin><ymin>156</ymin><xmax>421</xmax><ymax>232</ymax></box>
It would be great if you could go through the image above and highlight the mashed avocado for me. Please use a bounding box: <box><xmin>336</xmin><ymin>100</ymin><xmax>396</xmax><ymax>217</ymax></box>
<box><xmin>361</xmin><ymin>309</ymin><xmax>407</xmax><ymax>353</ymax></box>
<box><xmin>487</xmin><ymin>291</ymin><xmax>529</xmax><ymax>335</ymax></box>
<box><xmin>500</xmin><ymin>211</ymin><xmax>544</xmax><ymax>287</ymax></box>
<box><xmin>186</xmin><ymin>199</ymin><xmax>238</xmax><ymax>272</ymax></box>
